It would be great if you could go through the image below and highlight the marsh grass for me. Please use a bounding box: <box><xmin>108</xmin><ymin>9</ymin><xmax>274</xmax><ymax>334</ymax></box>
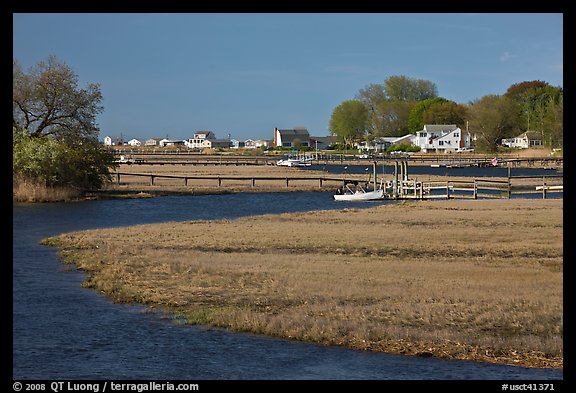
<box><xmin>43</xmin><ymin>199</ymin><xmax>563</xmax><ymax>368</ymax></box>
<box><xmin>13</xmin><ymin>179</ymin><xmax>82</xmax><ymax>202</ymax></box>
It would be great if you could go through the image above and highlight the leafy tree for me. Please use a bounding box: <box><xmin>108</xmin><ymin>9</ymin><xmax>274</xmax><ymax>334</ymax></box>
<box><xmin>407</xmin><ymin>97</ymin><xmax>448</xmax><ymax>133</ymax></box>
<box><xmin>384</xmin><ymin>75</ymin><xmax>438</xmax><ymax>102</ymax></box>
<box><xmin>13</xmin><ymin>55</ymin><xmax>103</xmax><ymax>139</ymax></box>
<box><xmin>13</xmin><ymin>128</ymin><xmax>117</xmax><ymax>190</ymax></box>
<box><xmin>356</xmin><ymin>76</ymin><xmax>437</xmax><ymax>136</ymax></box>
<box><xmin>422</xmin><ymin>100</ymin><xmax>468</xmax><ymax>129</ymax></box>
<box><xmin>504</xmin><ymin>81</ymin><xmax>563</xmax><ymax>139</ymax></box>
<box><xmin>329</xmin><ymin>100</ymin><xmax>369</xmax><ymax>148</ymax></box>
<box><xmin>468</xmin><ymin>95</ymin><xmax>516</xmax><ymax>152</ymax></box>
<box><xmin>372</xmin><ymin>100</ymin><xmax>413</xmax><ymax>137</ymax></box>
<box><xmin>505</xmin><ymin>80</ymin><xmax>563</xmax><ymax>147</ymax></box>
<box><xmin>356</xmin><ymin>83</ymin><xmax>387</xmax><ymax>109</ymax></box>
<box><xmin>504</xmin><ymin>80</ymin><xmax>550</xmax><ymax>102</ymax></box>
<box><xmin>13</xmin><ymin>56</ymin><xmax>117</xmax><ymax>192</ymax></box>
<box><xmin>542</xmin><ymin>94</ymin><xmax>563</xmax><ymax>148</ymax></box>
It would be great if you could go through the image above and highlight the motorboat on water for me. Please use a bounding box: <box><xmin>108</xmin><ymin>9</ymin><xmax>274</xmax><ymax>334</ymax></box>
<box><xmin>333</xmin><ymin>179</ymin><xmax>384</xmax><ymax>201</ymax></box>
<box><xmin>333</xmin><ymin>161</ymin><xmax>386</xmax><ymax>201</ymax></box>
<box><xmin>276</xmin><ymin>155</ymin><xmax>314</xmax><ymax>167</ymax></box>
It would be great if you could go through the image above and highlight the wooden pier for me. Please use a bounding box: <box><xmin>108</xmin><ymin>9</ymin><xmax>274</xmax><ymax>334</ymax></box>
<box><xmin>383</xmin><ymin>161</ymin><xmax>563</xmax><ymax>200</ymax></box>
<box><xmin>113</xmin><ymin>168</ymin><xmax>562</xmax><ymax>199</ymax></box>
<box><xmin>113</xmin><ymin>172</ymin><xmax>360</xmax><ymax>189</ymax></box>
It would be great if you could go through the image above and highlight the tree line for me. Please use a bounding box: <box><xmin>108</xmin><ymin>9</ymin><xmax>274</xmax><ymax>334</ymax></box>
<box><xmin>329</xmin><ymin>75</ymin><xmax>563</xmax><ymax>152</ymax></box>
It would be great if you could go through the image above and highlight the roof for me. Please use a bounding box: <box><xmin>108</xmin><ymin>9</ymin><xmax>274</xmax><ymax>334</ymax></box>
<box><xmin>277</xmin><ymin>128</ymin><xmax>310</xmax><ymax>142</ymax></box>
<box><xmin>423</xmin><ymin>124</ymin><xmax>458</xmax><ymax>132</ymax></box>
<box><xmin>519</xmin><ymin>131</ymin><xmax>542</xmax><ymax>140</ymax></box>
<box><xmin>310</xmin><ymin>135</ymin><xmax>338</xmax><ymax>143</ymax></box>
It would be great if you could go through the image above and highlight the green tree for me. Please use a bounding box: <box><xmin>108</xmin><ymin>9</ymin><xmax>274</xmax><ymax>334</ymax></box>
<box><xmin>356</xmin><ymin>83</ymin><xmax>386</xmax><ymax>109</ymax></box>
<box><xmin>356</xmin><ymin>76</ymin><xmax>437</xmax><ymax>136</ymax></box>
<box><xmin>13</xmin><ymin>55</ymin><xmax>103</xmax><ymax>139</ymax></box>
<box><xmin>372</xmin><ymin>100</ymin><xmax>413</xmax><ymax>137</ymax></box>
<box><xmin>504</xmin><ymin>81</ymin><xmax>563</xmax><ymax>136</ymax></box>
<box><xmin>13</xmin><ymin>128</ymin><xmax>117</xmax><ymax>190</ymax></box>
<box><xmin>542</xmin><ymin>94</ymin><xmax>563</xmax><ymax>148</ymax></box>
<box><xmin>422</xmin><ymin>100</ymin><xmax>468</xmax><ymax>129</ymax></box>
<box><xmin>13</xmin><ymin>56</ymin><xmax>117</xmax><ymax>192</ymax></box>
<box><xmin>407</xmin><ymin>97</ymin><xmax>448</xmax><ymax>133</ymax></box>
<box><xmin>384</xmin><ymin>75</ymin><xmax>438</xmax><ymax>102</ymax></box>
<box><xmin>468</xmin><ymin>95</ymin><xmax>516</xmax><ymax>152</ymax></box>
<box><xmin>329</xmin><ymin>100</ymin><xmax>369</xmax><ymax>148</ymax></box>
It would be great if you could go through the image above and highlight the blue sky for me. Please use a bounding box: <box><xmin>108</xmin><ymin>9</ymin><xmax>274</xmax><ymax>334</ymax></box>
<box><xmin>13</xmin><ymin>13</ymin><xmax>563</xmax><ymax>142</ymax></box>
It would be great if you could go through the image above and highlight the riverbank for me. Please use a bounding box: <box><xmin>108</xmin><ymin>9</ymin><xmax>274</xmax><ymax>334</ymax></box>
<box><xmin>42</xmin><ymin>198</ymin><xmax>563</xmax><ymax>369</ymax></box>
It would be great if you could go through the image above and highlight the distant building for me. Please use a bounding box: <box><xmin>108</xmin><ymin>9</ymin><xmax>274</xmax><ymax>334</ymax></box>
<box><xmin>230</xmin><ymin>139</ymin><xmax>245</xmax><ymax>149</ymax></box>
<box><xmin>145</xmin><ymin>138</ymin><xmax>163</xmax><ymax>146</ymax></box>
<box><xmin>186</xmin><ymin>131</ymin><xmax>217</xmax><ymax>149</ymax></box>
<box><xmin>273</xmin><ymin>127</ymin><xmax>310</xmax><ymax>148</ymax></box>
<box><xmin>357</xmin><ymin>135</ymin><xmax>415</xmax><ymax>153</ymax></box>
<box><xmin>103</xmin><ymin>135</ymin><xmax>125</xmax><ymax>146</ymax></box>
<box><xmin>127</xmin><ymin>138</ymin><xmax>142</xmax><ymax>146</ymax></box>
<box><xmin>159</xmin><ymin>138</ymin><xmax>185</xmax><ymax>147</ymax></box>
<box><xmin>310</xmin><ymin>135</ymin><xmax>338</xmax><ymax>150</ymax></box>
<box><xmin>501</xmin><ymin>131</ymin><xmax>543</xmax><ymax>149</ymax></box>
<box><xmin>244</xmin><ymin>139</ymin><xmax>270</xmax><ymax>149</ymax></box>
<box><xmin>205</xmin><ymin>139</ymin><xmax>232</xmax><ymax>149</ymax></box>
<box><xmin>412</xmin><ymin>125</ymin><xmax>471</xmax><ymax>153</ymax></box>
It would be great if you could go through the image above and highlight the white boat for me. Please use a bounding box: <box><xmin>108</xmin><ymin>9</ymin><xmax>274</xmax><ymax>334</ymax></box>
<box><xmin>333</xmin><ymin>180</ymin><xmax>384</xmax><ymax>201</ymax></box>
<box><xmin>535</xmin><ymin>185</ymin><xmax>563</xmax><ymax>191</ymax></box>
<box><xmin>276</xmin><ymin>155</ymin><xmax>313</xmax><ymax>167</ymax></box>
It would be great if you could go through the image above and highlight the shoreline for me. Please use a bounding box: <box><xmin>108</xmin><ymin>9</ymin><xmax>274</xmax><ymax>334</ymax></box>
<box><xmin>42</xmin><ymin>198</ymin><xmax>563</xmax><ymax>370</ymax></box>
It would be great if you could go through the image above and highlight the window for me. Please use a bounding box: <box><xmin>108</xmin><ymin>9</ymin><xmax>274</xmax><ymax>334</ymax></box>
<box><xmin>439</xmin><ymin>140</ymin><xmax>444</xmax><ymax>146</ymax></box>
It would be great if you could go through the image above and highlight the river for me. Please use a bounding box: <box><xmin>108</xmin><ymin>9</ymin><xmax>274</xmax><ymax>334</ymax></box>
<box><xmin>13</xmin><ymin>192</ymin><xmax>563</xmax><ymax>380</ymax></box>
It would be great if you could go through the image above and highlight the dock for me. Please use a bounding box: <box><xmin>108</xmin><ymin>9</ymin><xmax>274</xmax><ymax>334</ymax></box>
<box><xmin>381</xmin><ymin>161</ymin><xmax>563</xmax><ymax>200</ymax></box>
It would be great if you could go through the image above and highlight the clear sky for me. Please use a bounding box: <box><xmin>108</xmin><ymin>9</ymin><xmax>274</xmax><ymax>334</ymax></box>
<box><xmin>13</xmin><ymin>13</ymin><xmax>563</xmax><ymax>142</ymax></box>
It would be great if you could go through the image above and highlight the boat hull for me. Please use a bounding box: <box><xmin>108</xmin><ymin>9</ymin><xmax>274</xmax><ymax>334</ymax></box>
<box><xmin>333</xmin><ymin>189</ymin><xmax>384</xmax><ymax>201</ymax></box>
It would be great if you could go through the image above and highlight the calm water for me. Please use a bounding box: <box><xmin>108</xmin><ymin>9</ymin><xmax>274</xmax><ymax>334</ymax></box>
<box><xmin>302</xmin><ymin>163</ymin><xmax>561</xmax><ymax>178</ymax></box>
<box><xmin>13</xmin><ymin>192</ymin><xmax>563</xmax><ymax>380</ymax></box>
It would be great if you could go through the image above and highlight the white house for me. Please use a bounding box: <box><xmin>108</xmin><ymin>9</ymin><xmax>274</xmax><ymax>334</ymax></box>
<box><xmin>310</xmin><ymin>136</ymin><xmax>338</xmax><ymax>150</ymax></box>
<box><xmin>501</xmin><ymin>131</ymin><xmax>543</xmax><ymax>149</ymax></box>
<box><xmin>159</xmin><ymin>138</ymin><xmax>185</xmax><ymax>147</ymax></box>
<box><xmin>230</xmin><ymin>139</ymin><xmax>244</xmax><ymax>149</ymax></box>
<box><xmin>357</xmin><ymin>134</ymin><xmax>416</xmax><ymax>153</ymax></box>
<box><xmin>204</xmin><ymin>139</ymin><xmax>231</xmax><ymax>149</ymax></box>
<box><xmin>243</xmin><ymin>139</ymin><xmax>270</xmax><ymax>149</ymax></box>
<box><xmin>103</xmin><ymin>135</ymin><xmax>124</xmax><ymax>146</ymax></box>
<box><xmin>186</xmin><ymin>131</ymin><xmax>217</xmax><ymax>149</ymax></box>
<box><xmin>255</xmin><ymin>139</ymin><xmax>271</xmax><ymax>149</ymax></box>
<box><xmin>145</xmin><ymin>138</ymin><xmax>163</xmax><ymax>146</ymax></box>
<box><xmin>273</xmin><ymin>127</ymin><xmax>310</xmax><ymax>148</ymax></box>
<box><xmin>412</xmin><ymin>125</ymin><xmax>471</xmax><ymax>153</ymax></box>
<box><xmin>127</xmin><ymin>138</ymin><xmax>142</xmax><ymax>146</ymax></box>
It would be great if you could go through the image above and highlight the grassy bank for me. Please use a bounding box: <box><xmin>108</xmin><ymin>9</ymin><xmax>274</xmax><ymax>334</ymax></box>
<box><xmin>42</xmin><ymin>199</ymin><xmax>563</xmax><ymax>369</ymax></box>
<box><xmin>13</xmin><ymin>179</ymin><xmax>83</xmax><ymax>202</ymax></box>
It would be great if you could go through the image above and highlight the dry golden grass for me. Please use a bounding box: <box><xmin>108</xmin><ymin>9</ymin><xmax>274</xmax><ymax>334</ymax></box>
<box><xmin>13</xmin><ymin>179</ymin><xmax>82</xmax><ymax>202</ymax></box>
<box><xmin>43</xmin><ymin>198</ymin><xmax>563</xmax><ymax>369</ymax></box>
